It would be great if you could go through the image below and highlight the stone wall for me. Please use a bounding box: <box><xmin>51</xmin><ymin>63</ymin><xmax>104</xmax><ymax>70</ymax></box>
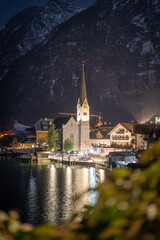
<box><xmin>62</xmin><ymin>117</ymin><xmax>79</xmax><ymax>151</ymax></box>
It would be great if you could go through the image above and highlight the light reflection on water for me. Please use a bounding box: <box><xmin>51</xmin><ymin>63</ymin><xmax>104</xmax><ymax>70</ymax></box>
<box><xmin>0</xmin><ymin>162</ymin><xmax>108</xmax><ymax>225</ymax></box>
<box><xmin>26</xmin><ymin>171</ymin><xmax>38</xmax><ymax>224</ymax></box>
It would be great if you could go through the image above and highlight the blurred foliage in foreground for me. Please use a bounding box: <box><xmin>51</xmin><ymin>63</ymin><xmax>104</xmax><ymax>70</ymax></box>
<box><xmin>1</xmin><ymin>141</ymin><xmax>160</xmax><ymax>240</ymax></box>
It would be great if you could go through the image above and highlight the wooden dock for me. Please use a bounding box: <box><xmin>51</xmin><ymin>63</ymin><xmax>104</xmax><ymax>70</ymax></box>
<box><xmin>50</xmin><ymin>156</ymin><xmax>108</xmax><ymax>168</ymax></box>
<box><xmin>0</xmin><ymin>150</ymin><xmax>50</xmax><ymax>164</ymax></box>
<box><xmin>0</xmin><ymin>151</ymin><xmax>108</xmax><ymax>167</ymax></box>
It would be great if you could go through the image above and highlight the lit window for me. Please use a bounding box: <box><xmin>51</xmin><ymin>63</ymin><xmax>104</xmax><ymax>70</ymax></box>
<box><xmin>83</xmin><ymin>112</ymin><xmax>87</xmax><ymax>115</ymax></box>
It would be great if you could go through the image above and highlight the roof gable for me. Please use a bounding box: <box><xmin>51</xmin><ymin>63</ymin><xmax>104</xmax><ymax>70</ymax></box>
<box><xmin>64</xmin><ymin>116</ymin><xmax>77</xmax><ymax>126</ymax></box>
<box><xmin>96</xmin><ymin>131</ymin><xmax>103</xmax><ymax>139</ymax></box>
<box><xmin>53</xmin><ymin>117</ymin><xmax>74</xmax><ymax>129</ymax></box>
<box><xmin>109</xmin><ymin>123</ymin><xmax>133</xmax><ymax>135</ymax></box>
<box><xmin>90</xmin><ymin>129</ymin><xmax>110</xmax><ymax>139</ymax></box>
<box><xmin>82</xmin><ymin>98</ymin><xmax>89</xmax><ymax>107</ymax></box>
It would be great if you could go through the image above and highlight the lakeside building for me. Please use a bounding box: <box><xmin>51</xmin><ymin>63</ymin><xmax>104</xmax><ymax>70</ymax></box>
<box><xmin>108</xmin><ymin>123</ymin><xmax>154</xmax><ymax>151</ymax></box>
<box><xmin>20</xmin><ymin>126</ymin><xmax>37</xmax><ymax>148</ymax></box>
<box><xmin>155</xmin><ymin>113</ymin><xmax>160</xmax><ymax>124</ymax></box>
<box><xmin>34</xmin><ymin>118</ymin><xmax>54</xmax><ymax>145</ymax></box>
<box><xmin>89</xmin><ymin>125</ymin><xmax>113</xmax><ymax>154</ymax></box>
<box><xmin>148</xmin><ymin>125</ymin><xmax>160</xmax><ymax>145</ymax></box>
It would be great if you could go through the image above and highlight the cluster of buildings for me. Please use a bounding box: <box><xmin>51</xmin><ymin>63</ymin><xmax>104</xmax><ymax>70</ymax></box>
<box><xmin>5</xmin><ymin>63</ymin><xmax>160</xmax><ymax>154</ymax></box>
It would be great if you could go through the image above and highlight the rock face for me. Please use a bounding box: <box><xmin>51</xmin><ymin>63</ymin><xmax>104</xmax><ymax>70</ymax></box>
<box><xmin>0</xmin><ymin>0</ymin><xmax>160</xmax><ymax>129</ymax></box>
<box><xmin>0</xmin><ymin>0</ymin><xmax>82</xmax><ymax>80</ymax></box>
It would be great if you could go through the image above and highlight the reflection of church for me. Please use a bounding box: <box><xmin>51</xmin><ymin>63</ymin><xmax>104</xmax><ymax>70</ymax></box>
<box><xmin>63</xmin><ymin>62</ymin><xmax>90</xmax><ymax>153</ymax></box>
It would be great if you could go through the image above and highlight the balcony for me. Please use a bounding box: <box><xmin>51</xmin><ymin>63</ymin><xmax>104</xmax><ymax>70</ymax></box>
<box><xmin>110</xmin><ymin>144</ymin><xmax>132</xmax><ymax>149</ymax></box>
<box><xmin>115</xmin><ymin>130</ymin><xmax>125</xmax><ymax>134</ymax></box>
<box><xmin>112</xmin><ymin>136</ymin><xmax>129</xmax><ymax>140</ymax></box>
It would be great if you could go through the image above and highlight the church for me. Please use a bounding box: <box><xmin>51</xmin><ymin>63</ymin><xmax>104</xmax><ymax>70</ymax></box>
<box><xmin>62</xmin><ymin>62</ymin><xmax>90</xmax><ymax>153</ymax></box>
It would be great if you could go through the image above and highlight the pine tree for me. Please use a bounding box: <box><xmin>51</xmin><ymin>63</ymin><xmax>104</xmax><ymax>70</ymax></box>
<box><xmin>63</xmin><ymin>138</ymin><xmax>74</xmax><ymax>152</ymax></box>
<box><xmin>47</xmin><ymin>123</ymin><xmax>61</xmax><ymax>151</ymax></box>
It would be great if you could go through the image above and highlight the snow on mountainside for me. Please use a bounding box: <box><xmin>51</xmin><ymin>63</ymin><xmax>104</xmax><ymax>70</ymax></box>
<box><xmin>0</xmin><ymin>0</ymin><xmax>82</xmax><ymax>80</ymax></box>
<box><xmin>0</xmin><ymin>0</ymin><xmax>160</xmax><ymax>129</ymax></box>
<box><xmin>13</xmin><ymin>120</ymin><xmax>30</xmax><ymax>132</ymax></box>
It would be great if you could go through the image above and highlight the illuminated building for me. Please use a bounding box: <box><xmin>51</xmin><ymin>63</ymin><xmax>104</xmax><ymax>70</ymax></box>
<box><xmin>155</xmin><ymin>113</ymin><xmax>160</xmax><ymax>124</ymax></box>
<box><xmin>109</xmin><ymin>123</ymin><xmax>155</xmax><ymax>150</ymax></box>
<box><xmin>89</xmin><ymin>125</ymin><xmax>113</xmax><ymax>154</ymax></box>
<box><xmin>34</xmin><ymin>118</ymin><xmax>54</xmax><ymax>145</ymax></box>
<box><xmin>109</xmin><ymin>123</ymin><xmax>133</xmax><ymax>149</ymax></box>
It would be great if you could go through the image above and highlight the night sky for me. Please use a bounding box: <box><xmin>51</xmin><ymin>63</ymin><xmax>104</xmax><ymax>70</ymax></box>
<box><xmin>0</xmin><ymin>0</ymin><xmax>95</xmax><ymax>27</ymax></box>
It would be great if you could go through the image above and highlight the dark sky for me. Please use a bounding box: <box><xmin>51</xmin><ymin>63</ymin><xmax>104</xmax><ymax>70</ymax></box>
<box><xmin>0</xmin><ymin>0</ymin><xmax>95</xmax><ymax>27</ymax></box>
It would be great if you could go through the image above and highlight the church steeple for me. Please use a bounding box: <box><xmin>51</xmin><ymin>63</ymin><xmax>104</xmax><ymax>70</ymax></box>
<box><xmin>76</xmin><ymin>61</ymin><xmax>90</xmax><ymax>153</ymax></box>
<box><xmin>80</xmin><ymin>61</ymin><xmax>87</xmax><ymax>105</ymax></box>
<box><xmin>77</xmin><ymin>61</ymin><xmax>90</xmax><ymax>123</ymax></box>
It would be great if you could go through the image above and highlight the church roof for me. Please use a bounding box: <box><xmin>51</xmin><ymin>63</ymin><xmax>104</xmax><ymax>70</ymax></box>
<box><xmin>53</xmin><ymin>117</ymin><xmax>75</xmax><ymax>129</ymax></box>
<box><xmin>80</xmin><ymin>62</ymin><xmax>88</xmax><ymax>105</ymax></box>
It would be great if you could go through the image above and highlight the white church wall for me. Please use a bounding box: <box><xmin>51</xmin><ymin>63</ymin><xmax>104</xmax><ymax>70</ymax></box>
<box><xmin>79</xmin><ymin>121</ymin><xmax>90</xmax><ymax>153</ymax></box>
<box><xmin>62</xmin><ymin>117</ymin><xmax>79</xmax><ymax>151</ymax></box>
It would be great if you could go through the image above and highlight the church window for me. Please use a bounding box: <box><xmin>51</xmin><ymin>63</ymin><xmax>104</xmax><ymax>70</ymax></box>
<box><xmin>70</xmin><ymin>134</ymin><xmax>74</xmax><ymax>141</ymax></box>
<box><xmin>83</xmin><ymin>112</ymin><xmax>87</xmax><ymax>115</ymax></box>
<box><xmin>71</xmin><ymin>123</ymin><xmax>73</xmax><ymax>126</ymax></box>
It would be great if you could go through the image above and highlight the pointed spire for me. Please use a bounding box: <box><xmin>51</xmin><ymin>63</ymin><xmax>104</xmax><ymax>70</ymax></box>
<box><xmin>80</xmin><ymin>61</ymin><xmax>88</xmax><ymax>105</ymax></box>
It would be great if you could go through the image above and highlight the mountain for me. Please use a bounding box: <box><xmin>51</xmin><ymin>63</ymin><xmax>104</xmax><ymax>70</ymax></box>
<box><xmin>1</xmin><ymin>0</ymin><xmax>160</xmax><ymax>130</ymax></box>
<box><xmin>0</xmin><ymin>0</ymin><xmax>82</xmax><ymax>81</ymax></box>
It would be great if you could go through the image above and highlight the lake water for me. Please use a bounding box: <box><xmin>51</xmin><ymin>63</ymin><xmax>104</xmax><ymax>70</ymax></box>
<box><xmin>0</xmin><ymin>161</ymin><xmax>108</xmax><ymax>225</ymax></box>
